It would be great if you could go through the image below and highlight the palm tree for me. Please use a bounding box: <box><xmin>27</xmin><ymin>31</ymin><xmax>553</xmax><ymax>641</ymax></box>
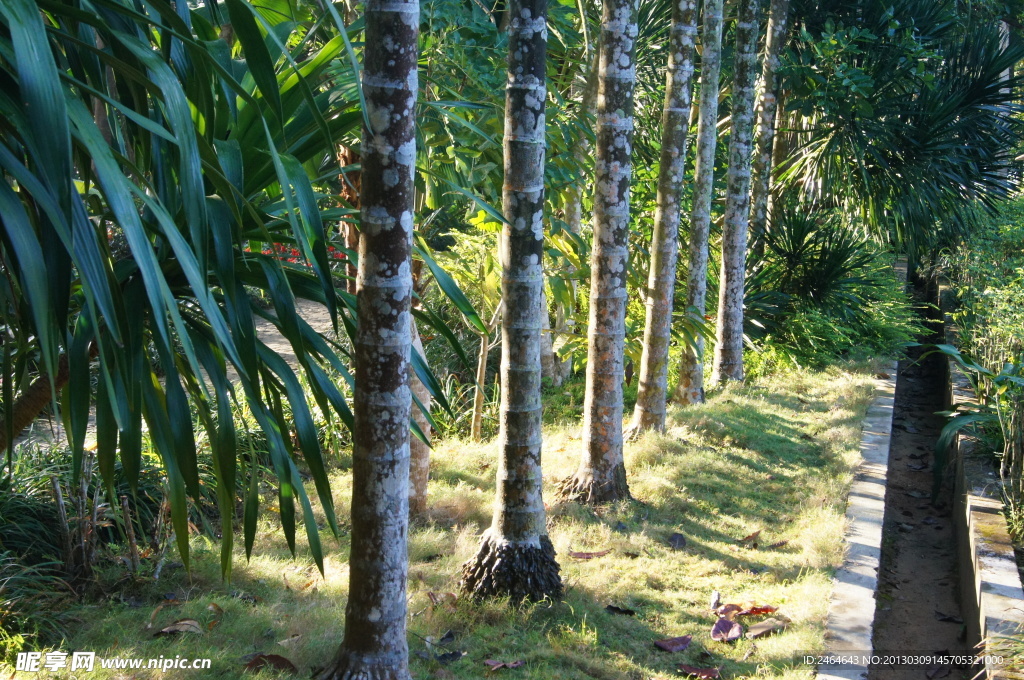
<box><xmin>711</xmin><ymin>0</ymin><xmax>760</xmax><ymax>385</ymax></box>
<box><xmin>318</xmin><ymin>0</ymin><xmax>419</xmax><ymax>677</ymax></box>
<box><xmin>561</xmin><ymin>0</ymin><xmax>639</xmax><ymax>504</ymax></box>
<box><xmin>460</xmin><ymin>0</ymin><xmax>563</xmax><ymax>601</ymax></box>
<box><xmin>748</xmin><ymin>0</ymin><xmax>791</xmax><ymax>256</ymax></box>
<box><xmin>675</xmin><ymin>0</ymin><xmax>724</xmax><ymax>405</ymax></box>
<box><xmin>628</xmin><ymin>0</ymin><xmax>698</xmax><ymax>434</ymax></box>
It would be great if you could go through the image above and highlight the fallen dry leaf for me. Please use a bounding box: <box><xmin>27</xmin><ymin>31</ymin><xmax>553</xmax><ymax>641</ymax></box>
<box><xmin>739</xmin><ymin>529</ymin><xmax>761</xmax><ymax>543</ymax></box>
<box><xmin>678</xmin><ymin>665</ymin><xmax>720</xmax><ymax>679</ymax></box>
<box><xmin>153</xmin><ymin>619</ymin><xmax>203</xmax><ymax>637</ymax></box>
<box><xmin>766</xmin><ymin>541</ymin><xmax>788</xmax><ymax>550</ymax></box>
<box><xmin>709</xmin><ymin>590</ymin><xmax>721</xmax><ymax>611</ymax></box>
<box><xmin>207</xmin><ymin>603</ymin><xmax>224</xmax><ymax>616</ymax></box>
<box><xmin>243</xmin><ymin>654</ymin><xmax>297</xmax><ymax>673</ymax></box>
<box><xmin>738</xmin><ymin>603</ymin><xmax>778</xmax><ymax>616</ymax></box>
<box><xmin>746</xmin><ymin>617</ymin><xmax>787</xmax><ymax>638</ymax></box>
<box><xmin>568</xmin><ymin>549</ymin><xmax>612</xmax><ymax>560</ymax></box>
<box><xmin>716</xmin><ymin>604</ymin><xmax>742</xmax><ymax>620</ymax></box>
<box><xmin>484</xmin><ymin>659</ymin><xmax>525</xmax><ymax>671</ymax></box>
<box><xmin>654</xmin><ymin>635</ymin><xmax>692</xmax><ymax>653</ymax></box>
<box><xmin>144</xmin><ymin>605</ymin><xmax>164</xmax><ymax>630</ymax></box>
<box><xmin>711</xmin><ymin>617</ymin><xmax>742</xmax><ymax>642</ymax></box>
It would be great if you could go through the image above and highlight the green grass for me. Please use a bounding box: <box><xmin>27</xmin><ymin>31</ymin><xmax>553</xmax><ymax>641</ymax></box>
<box><xmin>4</xmin><ymin>361</ymin><xmax>880</xmax><ymax>679</ymax></box>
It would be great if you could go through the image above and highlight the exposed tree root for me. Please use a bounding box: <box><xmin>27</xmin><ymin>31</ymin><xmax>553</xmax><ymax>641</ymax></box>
<box><xmin>315</xmin><ymin>651</ymin><xmax>410</xmax><ymax>680</ymax></box>
<box><xmin>557</xmin><ymin>465</ymin><xmax>631</xmax><ymax>505</ymax></box>
<box><xmin>460</xmin><ymin>534</ymin><xmax>562</xmax><ymax>602</ymax></box>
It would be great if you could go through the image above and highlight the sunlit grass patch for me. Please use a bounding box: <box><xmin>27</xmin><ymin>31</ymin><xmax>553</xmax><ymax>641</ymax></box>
<box><xmin>30</xmin><ymin>361</ymin><xmax>880</xmax><ymax>679</ymax></box>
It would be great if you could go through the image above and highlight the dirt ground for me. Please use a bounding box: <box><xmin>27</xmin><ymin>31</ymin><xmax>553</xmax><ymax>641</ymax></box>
<box><xmin>869</xmin><ymin>313</ymin><xmax>971</xmax><ymax>680</ymax></box>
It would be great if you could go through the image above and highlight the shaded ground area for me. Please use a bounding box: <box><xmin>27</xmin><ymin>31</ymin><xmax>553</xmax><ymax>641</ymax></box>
<box><xmin>869</xmin><ymin>305</ymin><xmax>969</xmax><ymax>680</ymax></box>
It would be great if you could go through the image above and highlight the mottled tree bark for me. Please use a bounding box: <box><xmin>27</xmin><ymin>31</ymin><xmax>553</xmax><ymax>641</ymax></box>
<box><xmin>674</xmin><ymin>0</ymin><xmax>723</xmax><ymax>406</ymax></box>
<box><xmin>460</xmin><ymin>0</ymin><xmax>562</xmax><ymax>602</ymax></box>
<box><xmin>747</xmin><ymin>0</ymin><xmax>790</xmax><ymax>261</ymax></box>
<box><xmin>560</xmin><ymin>0</ymin><xmax>637</xmax><ymax>504</ymax></box>
<box><xmin>711</xmin><ymin>0</ymin><xmax>760</xmax><ymax>385</ymax></box>
<box><xmin>318</xmin><ymin>1</ymin><xmax>417</xmax><ymax>678</ymax></box>
<box><xmin>408</xmin><ymin>318</ymin><xmax>431</xmax><ymax>518</ymax></box>
<box><xmin>627</xmin><ymin>0</ymin><xmax>697</xmax><ymax>435</ymax></box>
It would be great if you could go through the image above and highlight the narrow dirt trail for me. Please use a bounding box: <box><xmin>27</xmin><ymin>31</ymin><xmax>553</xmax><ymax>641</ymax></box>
<box><xmin>869</xmin><ymin>307</ymin><xmax>970</xmax><ymax>680</ymax></box>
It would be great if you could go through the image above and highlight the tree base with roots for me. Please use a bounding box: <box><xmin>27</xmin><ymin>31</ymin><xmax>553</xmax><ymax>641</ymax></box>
<box><xmin>460</xmin><ymin>533</ymin><xmax>562</xmax><ymax>602</ymax></box>
<box><xmin>315</xmin><ymin>651</ymin><xmax>410</xmax><ymax>680</ymax></box>
<box><xmin>557</xmin><ymin>466</ymin><xmax>631</xmax><ymax>505</ymax></box>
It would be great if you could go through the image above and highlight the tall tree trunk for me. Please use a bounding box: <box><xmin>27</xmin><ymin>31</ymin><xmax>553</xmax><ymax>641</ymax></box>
<box><xmin>461</xmin><ymin>0</ymin><xmax>562</xmax><ymax>601</ymax></box>
<box><xmin>627</xmin><ymin>0</ymin><xmax>697</xmax><ymax>435</ymax></box>
<box><xmin>560</xmin><ymin>0</ymin><xmax>637</xmax><ymax>504</ymax></box>
<box><xmin>674</xmin><ymin>0</ymin><xmax>724</xmax><ymax>406</ymax></box>
<box><xmin>710</xmin><ymin>0</ymin><xmax>760</xmax><ymax>385</ymax></box>
<box><xmin>471</xmin><ymin>328</ymin><xmax>490</xmax><ymax>442</ymax></box>
<box><xmin>549</xmin><ymin>50</ymin><xmax>600</xmax><ymax>386</ymax></box>
<box><xmin>318</xmin><ymin>0</ymin><xmax>417</xmax><ymax>677</ymax></box>
<box><xmin>0</xmin><ymin>353</ymin><xmax>70</xmax><ymax>457</ymax></box>
<box><xmin>747</xmin><ymin>0</ymin><xmax>790</xmax><ymax>261</ymax></box>
<box><xmin>408</xmin><ymin>318</ymin><xmax>431</xmax><ymax>518</ymax></box>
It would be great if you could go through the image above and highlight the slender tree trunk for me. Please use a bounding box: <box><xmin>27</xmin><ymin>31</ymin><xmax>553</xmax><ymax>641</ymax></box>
<box><xmin>711</xmin><ymin>0</ymin><xmax>760</xmax><ymax>385</ymax></box>
<box><xmin>549</xmin><ymin>50</ymin><xmax>600</xmax><ymax>386</ymax></box>
<box><xmin>408</xmin><ymin>318</ymin><xmax>431</xmax><ymax>518</ymax></box>
<box><xmin>560</xmin><ymin>0</ymin><xmax>637</xmax><ymax>504</ymax></box>
<box><xmin>674</xmin><ymin>0</ymin><xmax>724</xmax><ymax>405</ymax></box>
<box><xmin>627</xmin><ymin>0</ymin><xmax>697</xmax><ymax>435</ymax></box>
<box><xmin>461</xmin><ymin>0</ymin><xmax>562</xmax><ymax>600</ymax></box>
<box><xmin>318</xmin><ymin>0</ymin><xmax>417</xmax><ymax>677</ymax></box>
<box><xmin>747</xmin><ymin>0</ymin><xmax>790</xmax><ymax>261</ymax></box>
<box><xmin>539</xmin><ymin>300</ymin><xmax>556</xmax><ymax>384</ymax></box>
<box><xmin>471</xmin><ymin>329</ymin><xmax>489</xmax><ymax>442</ymax></box>
<box><xmin>0</xmin><ymin>353</ymin><xmax>69</xmax><ymax>456</ymax></box>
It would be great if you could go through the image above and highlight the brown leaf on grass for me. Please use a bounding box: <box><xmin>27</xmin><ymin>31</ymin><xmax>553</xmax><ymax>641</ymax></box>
<box><xmin>654</xmin><ymin>635</ymin><xmax>692</xmax><ymax>652</ymax></box>
<box><xmin>766</xmin><ymin>541</ymin><xmax>788</xmax><ymax>550</ymax></box>
<box><xmin>739</xmin><ymin>530</ymin><xmax>761</xmax><ymax>543</ymax></box>
<box><xmin>484</xmin><ymin>660</ymin><xmax>525</xmax><ymax>671</ymax></box>
<box><xmin>738</xmin><ymin>603</ymin><xmax>778</xmax><ymax>616</ymax></box>
<box><xmin>153</xmin><ymin>619</ymin><xmax>203</xmax><ymax>637</ymax></box>
<box><xmin>277</xmin><ymin>634</ymin><xmax>302</xmax><ymax>647</ymax></box>
<box><xmin>243</xmin><ymin>654</ymin><xmax>297</xmax><ymax>674</ymax></box>
<box><xmin>678</xmin><ymin>665</ymin><xmax>720</xmax><ymax>679</ymax></box>
<box><xmin>745</xmin><ymin>618</ymin><xmax>787</xmax><ymax>638</ymax></box>
<box><xmin>568</xmin><ymin>549</ymin><xmax>612</xmax><ymax>560</ymax></box>
<box><xmin>715</xmin><ymin>604</ymin><xmax>742</xmax><ymax>620</ymax></box>
<box><xmin>709</xmin><ymin>590</ymin><xmax>721</xmax><ymax>611</ymax></box>
<box><xmin>667</xmin><ymin>533</ymin><xmax>687</xmax><ymax>550</ymax></box>
<box><xmin>207</xmin><ymin>603</ymin><xmax>224</xmax><ymax>616</ymax></box>
<box><xmin>207</xmin><ymin>620</ymin><xmax>220</xmax><ymax>631</ymax></box>
<box><xmin>144</xmin><ymin>605</ymin><xmax>164</xmax><ymax>630</ymax></box>
<box><xmin>711</xmin><ymin>617</ymin><xmax>742</xmax><ymax>642</ymax></box>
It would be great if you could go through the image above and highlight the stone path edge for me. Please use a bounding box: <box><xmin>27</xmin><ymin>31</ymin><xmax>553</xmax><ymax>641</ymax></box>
<box><xmin>817</xmin><ymin>360</ymin><xmax>899</xmax><ymax>680</ymax></box>
<box><xmin>940</xmin><ymin>283</ymin><xmax>1024</xmax><ymax>680</ymax></box>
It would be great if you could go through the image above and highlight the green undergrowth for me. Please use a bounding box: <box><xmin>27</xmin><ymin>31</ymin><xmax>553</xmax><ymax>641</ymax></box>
<box><xmin>13</xmin><ymin>361</ymin><xmax>880</xmax><ymax>679</ymax></box>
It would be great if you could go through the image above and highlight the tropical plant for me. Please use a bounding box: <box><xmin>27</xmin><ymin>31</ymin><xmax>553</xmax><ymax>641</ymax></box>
<box><xmin>316</xmin><ymin>0</ymin><xmax>419</xmax><ymax>676</ymax></box>
<box><xmin>460</xmin><ymin>0</ymin><xmax>563</xmax><ymax>601</ymax></box>
<box><xmin>560</xmin><ymin>0</ymin><xmax>638</xmax><ymax>504</ymax></box>
<box><xmin>675</xmin><ymin>0</ymin><xmax>724</xmax><ymax>405</ymax></box>
<box><xmin>712</xmin><ymin>0</ymin><xmax>761</xmax><ymax>385</ymax></box>
<box><xmin>628</xmin><ymin>0</ymin><xmax>697</xmax><ymax>435</ymax></box>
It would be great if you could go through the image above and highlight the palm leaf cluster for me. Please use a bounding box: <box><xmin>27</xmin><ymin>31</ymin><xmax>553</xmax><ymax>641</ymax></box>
<box><xmin>0</xmin><ymin>0</ymin><xmax>367</xmax><ymax>577</ymax></box>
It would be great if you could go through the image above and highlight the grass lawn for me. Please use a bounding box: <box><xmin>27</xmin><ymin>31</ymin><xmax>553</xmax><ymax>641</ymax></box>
<box><xmin>10</xmin><ymin>361</ymin><xmax>881</xmax><ymax>679</ymax></box>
